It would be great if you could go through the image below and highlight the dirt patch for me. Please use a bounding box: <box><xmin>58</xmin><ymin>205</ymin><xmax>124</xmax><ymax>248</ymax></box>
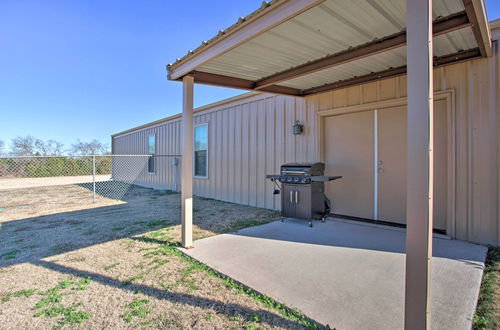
<box><xmin>0</xmin><ymin>184</ymin><xmax>315</xmax><ymax>329</ymax></box>
<box><xmin>0</xmin><ymin>175</ymin><xmax>111</xmax><ymax>190</ymax></box>
<box><xmin>0</xmin><ymin>183</ymin><xmax>124</xmax><ymax>222</ymax></box>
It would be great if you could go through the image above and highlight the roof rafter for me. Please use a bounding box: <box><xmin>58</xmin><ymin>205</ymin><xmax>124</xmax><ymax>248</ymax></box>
<box><xmin>302</xmin><ymin>48</ymin><xmax>481</xmax><ymax>95</ymax></box>
<box><xmin>184</xmin><ymin>71</ymin><xmax>302</xmax><ymax>96</ymax></box>
<box><xmin>254</xmin><ymin>11</ymin><xmax>471</xmax><ymax>90</ymax></box>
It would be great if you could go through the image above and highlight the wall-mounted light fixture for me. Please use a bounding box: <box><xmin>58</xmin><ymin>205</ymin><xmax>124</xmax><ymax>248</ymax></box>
<box><xmin>292</xmin><ymin>120</ymin><xmax>304</xmax><ymax>135</ymax></box>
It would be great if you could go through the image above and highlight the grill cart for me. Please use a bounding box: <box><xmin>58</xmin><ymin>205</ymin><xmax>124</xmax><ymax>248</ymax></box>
<box><xmin>266</xmin><ymin>162</ymin><xmax>342</xmax><ymax>227</ymax></box>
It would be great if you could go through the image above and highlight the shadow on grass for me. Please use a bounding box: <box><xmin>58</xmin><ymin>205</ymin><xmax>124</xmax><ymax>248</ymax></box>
<box><xmin>0</xmin><ymin>185</ymin><xmax>279</xmax><ymax>268</ymax></box>
<box><xmin>33</xmin><ymin>259</ymin><xmax>317</xmax><ymax>329</ymax></box>
<box><xmin>1</xmin><ymin>181</ymin><xmax>484</xmax><ymax>270</ymax></box>
<box><xmin>0</xmin><ymin>187</ymin><xmax>173</xmax><ymax>266</ymax></box>
<box><xmin>0</xmin><ymin>184</ymin><xmax>313</xmax><ymax>328</ymax></box>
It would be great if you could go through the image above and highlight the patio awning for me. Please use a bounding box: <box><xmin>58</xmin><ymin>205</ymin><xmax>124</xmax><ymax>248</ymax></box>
<box><xmin>170</xmin><ymin>1</ymin><xmax>493</xmax><ymax>329</ymax></box>
<box><xmin>166</xmin><ymin>0</ymin><xmax>491</xmax><ymax>96</ymax></box>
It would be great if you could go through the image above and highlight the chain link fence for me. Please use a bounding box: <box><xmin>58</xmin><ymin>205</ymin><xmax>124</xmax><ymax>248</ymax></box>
<box><xmin>0</xmin><ymin>155</ymin><xmax>181</xmax><ymax>202</ymax></box>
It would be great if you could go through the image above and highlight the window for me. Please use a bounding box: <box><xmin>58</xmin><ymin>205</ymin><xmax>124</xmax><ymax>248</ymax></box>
<box><xmin>148</xmin><ymin>135</ymin><xmax>155</xmax><ymax>173</ymax></box>
<box><xmin>194</xmin><ymin>124</ymin><xmax>208</xmax><ymax>177</ymax></box>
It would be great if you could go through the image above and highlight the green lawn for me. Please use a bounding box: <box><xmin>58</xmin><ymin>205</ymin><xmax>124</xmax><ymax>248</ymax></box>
<box><xmin>473</xmin><ymin>246</ymin><xmax>500</xmax><ymax>329</ymax></box>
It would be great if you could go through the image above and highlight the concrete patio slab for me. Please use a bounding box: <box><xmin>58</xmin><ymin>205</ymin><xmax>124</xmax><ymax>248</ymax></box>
<box><xmin>182</xmin><ymin>218</ymin><xmax>487</xmax><ymax>330</ymax></box>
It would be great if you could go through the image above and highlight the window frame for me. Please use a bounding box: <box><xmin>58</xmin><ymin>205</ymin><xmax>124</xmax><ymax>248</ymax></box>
<box><xmin>148</xmin><ymin>134</ymin><xmax>156</xmax><ymax>174</ymax></box>
<box><xmin>193</xmin><ymin>123</ymin><xmax>209</xmax><ymax>179</ymax></box>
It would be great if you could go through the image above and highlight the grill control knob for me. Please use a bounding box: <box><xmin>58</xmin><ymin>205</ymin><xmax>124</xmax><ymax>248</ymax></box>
<box><xmin>294</xmin><ymin>177</ymin><xmax>300</xmax><ymax>183</ymax></box>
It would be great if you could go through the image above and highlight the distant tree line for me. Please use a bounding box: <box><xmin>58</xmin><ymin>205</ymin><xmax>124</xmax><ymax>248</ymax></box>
<box><xmin>0</xmin><ymin>136</ymin><xmax>110</xmax><ymax>157</ymax></box>
<box><xmin>0</xmin><ymin>136</ymin><xmax>112</xmax><ymax>178</ymax></box>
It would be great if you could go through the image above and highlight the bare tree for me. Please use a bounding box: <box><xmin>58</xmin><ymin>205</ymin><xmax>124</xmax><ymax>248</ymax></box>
<box><xmin>11</xmin><ymin>135</ymin><xmax>64</xmax><ymax>156</ymax></box>
<box><xmin>0</xmin><ymin>139</ymin><xmax>4</xmax><ymax>156</ymax></box>
<box><xmin>11</xmin><ymin>135</ymin><xmax>38</xmax><ymax>156</ymax></box>
<box><xmin>35</xmin><ymin>139</ymin><xmax>64</xmax><ymax>156</ymax></box>
<box><xmin>70</xmin><ymin>139</ymin><xmax>109</xmax><ymax>155</ymax></box>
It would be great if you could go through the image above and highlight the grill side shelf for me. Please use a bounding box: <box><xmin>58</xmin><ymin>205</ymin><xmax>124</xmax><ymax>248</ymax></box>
<box><xmin>310</xmin><ymin>176</ymin><xmax>342</xmax><ymax>182</ymax></box>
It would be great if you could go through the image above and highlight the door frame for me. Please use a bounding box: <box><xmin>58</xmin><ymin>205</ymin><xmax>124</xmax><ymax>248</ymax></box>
<box><xmin>316</xmin><ymin>90</ymin><xmax>456</xmax><ymax>236</ymax></box>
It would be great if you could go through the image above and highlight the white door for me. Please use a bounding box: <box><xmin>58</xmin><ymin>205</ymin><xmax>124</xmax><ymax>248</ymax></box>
<box><xmin>324</xmin><ymin>100</ymin><xmax>447</xmax><ymax>231</ymax></box>
<box><xmin>377</xmin><ymin>101</ymin><xmax>447</xmax><ymax>230</ymax></box>
<box><xmin>377</xmin><ymin>105</ymin><xmax>407</xmax><ymax>224</ymax></box>
<box><xmin>324</xmin><ymin>111</ymin><xmax>374</xmax><ymax>219</ymax></box>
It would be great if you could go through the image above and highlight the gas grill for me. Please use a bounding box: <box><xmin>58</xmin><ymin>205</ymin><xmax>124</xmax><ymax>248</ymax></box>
<box><xmin>266</xmin><ymin>162</ymin><xmax>341</xmax><ymax>227</ymax></box>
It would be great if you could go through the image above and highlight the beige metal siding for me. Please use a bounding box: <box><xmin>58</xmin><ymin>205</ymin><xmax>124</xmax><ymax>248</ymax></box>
<box><xmin>114</xmin><ymin>94</ymin><xmax>318</xmax><ymax>209</ymax></box>
<box><xmin>314</xmin><ymin>46</ymin><xmax>499</xmax><ymax>245</ymax></box>
<box><xmin>113</xmin><ymin>32</ymin><xmax>498</xmax><ymax>245</ymax></box>
<box><xmin>113</xmin><ymin>119</ymin><xmax>181</xmax><ymax>191</ymax></box>
<box><xmin>188</xmin><ymin>95</ymin><xmax>319</xmax><ymax>209</ymax></box>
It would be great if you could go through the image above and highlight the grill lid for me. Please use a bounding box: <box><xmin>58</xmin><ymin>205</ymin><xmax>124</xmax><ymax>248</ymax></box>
<box><xmin>280</xmin><ymin>162</ymin><xmax>325</xmax><ymax>176</ymax></box>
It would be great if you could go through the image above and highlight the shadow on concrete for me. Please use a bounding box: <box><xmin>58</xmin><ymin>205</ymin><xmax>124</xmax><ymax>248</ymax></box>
<box><xmin>229</xmin><ymin>218</ymin><xmax>487</xmax><ymax>264</ymax></box>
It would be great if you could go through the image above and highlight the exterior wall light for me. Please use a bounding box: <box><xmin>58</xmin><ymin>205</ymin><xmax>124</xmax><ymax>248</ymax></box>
<box><xmin>292</xmin><ymin>120</ymin><xmax>304</xmax><ymax>135</ymax></box>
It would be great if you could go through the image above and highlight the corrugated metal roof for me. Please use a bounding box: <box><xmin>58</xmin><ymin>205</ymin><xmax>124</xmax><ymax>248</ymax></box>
<box><xmin>169</xmin><ymin>0</ymin><xmax>478</xmax><ymax>92</ymax></box>
<box><xmin>278</xmin><ymin>26</ymin><xmax>478</xmax><ymax>90</ymax></box>
<box><xmin>434</xmin><ymin>27</ymin><xmax>477</xmax><ymax>56</ymax></box>
<box><xmin>197</xmin><ymin>0</ymin><xmax>410</xmax><ymax>81</ymax></box>
<box><xmin>167</xmin><ymin>0</ymin><xmax>285</xmax><ymax>68</ymax></box>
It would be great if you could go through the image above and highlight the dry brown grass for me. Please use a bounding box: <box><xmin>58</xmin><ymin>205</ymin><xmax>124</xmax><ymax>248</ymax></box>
<box><xmin>0</xmin><ymin>184</ymin><xmax>316</xmax><ymax>329</ymax></box>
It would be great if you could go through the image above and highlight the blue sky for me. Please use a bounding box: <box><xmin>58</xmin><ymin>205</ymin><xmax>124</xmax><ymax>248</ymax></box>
<box><xmin>0</xmin><ymin>0</ymin><xmax>499</xmax><ymax>150</ymax></box>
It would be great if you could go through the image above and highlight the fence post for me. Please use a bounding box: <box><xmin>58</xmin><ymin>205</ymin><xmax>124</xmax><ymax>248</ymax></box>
<box><xmin>92</xmin><ymin>155</ymin><xmax>96</xmax><ymax>203</ymax></box>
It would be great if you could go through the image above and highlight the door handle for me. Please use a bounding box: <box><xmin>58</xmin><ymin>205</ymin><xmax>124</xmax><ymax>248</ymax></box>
<box><xmin>295</xmin><ymin>191</ymin><xmax>298</xmax><ymax>204</ymax></box>
<box><xmin>290</xmin><ymin>191</ymin><xmax>293</xmax><ymax>203</ymax></box>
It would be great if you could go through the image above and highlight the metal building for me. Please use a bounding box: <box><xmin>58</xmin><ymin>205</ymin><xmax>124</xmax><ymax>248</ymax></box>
<box><xmin>112</xmin><ymin>2</ymin><xmax>498</xmax><ymax>326</ymax></box>
<box><xmin>113</xmin><ymin>18</ymin><xmax>499</xmax><ymax>246</ymax></box>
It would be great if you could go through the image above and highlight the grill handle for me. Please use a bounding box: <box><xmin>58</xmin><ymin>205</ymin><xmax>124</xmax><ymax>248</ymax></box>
<box><xmin>282</xmin><ymin>170</ymin><xmax>306</xmax><ymax>175</ymax></box>
<box><xmin>290</xmin><ymin>191</ymin><xmax>293</xmax><ymax>203</ymax></box>
<box><xmin>295</xmin><ymin>191</ymin><xmax>298</xmax><ymax>204</ymax></box>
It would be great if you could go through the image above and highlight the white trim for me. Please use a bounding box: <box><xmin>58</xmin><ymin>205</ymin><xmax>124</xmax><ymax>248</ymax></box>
<box><xmin>147</xmin><ymin>134</ymin><xmax>156</xmax><ymax>174</ymax></box>
<box><xmin>316</xmin><ymin>91</ymin><xmax>452</xmax><ymax>118</ymax></box>
<box><xmin>193</xmin><ymin>123</ymin><xmax>209</xmax><ymax>179</ymax></box>
<box><xmin>373</xmin><ymin>109</ymin><xmax>379</xmax><ymax>220</ymax></box>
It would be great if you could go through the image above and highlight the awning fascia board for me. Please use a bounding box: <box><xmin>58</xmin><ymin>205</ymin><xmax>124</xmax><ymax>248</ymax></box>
<box><xmin>168</xmin><ymin>0</ymin><xmax>326</xmax><ymax>80</ymax></box>
<box><xmin>462</xmin><ymin>0</ymin><xmax>492</xmax><ymax>57</ymax></box>
<box><xmin>254</xmin><ymin>12</ymin><xmax>470</xmax><ymax>90</ymax></box>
